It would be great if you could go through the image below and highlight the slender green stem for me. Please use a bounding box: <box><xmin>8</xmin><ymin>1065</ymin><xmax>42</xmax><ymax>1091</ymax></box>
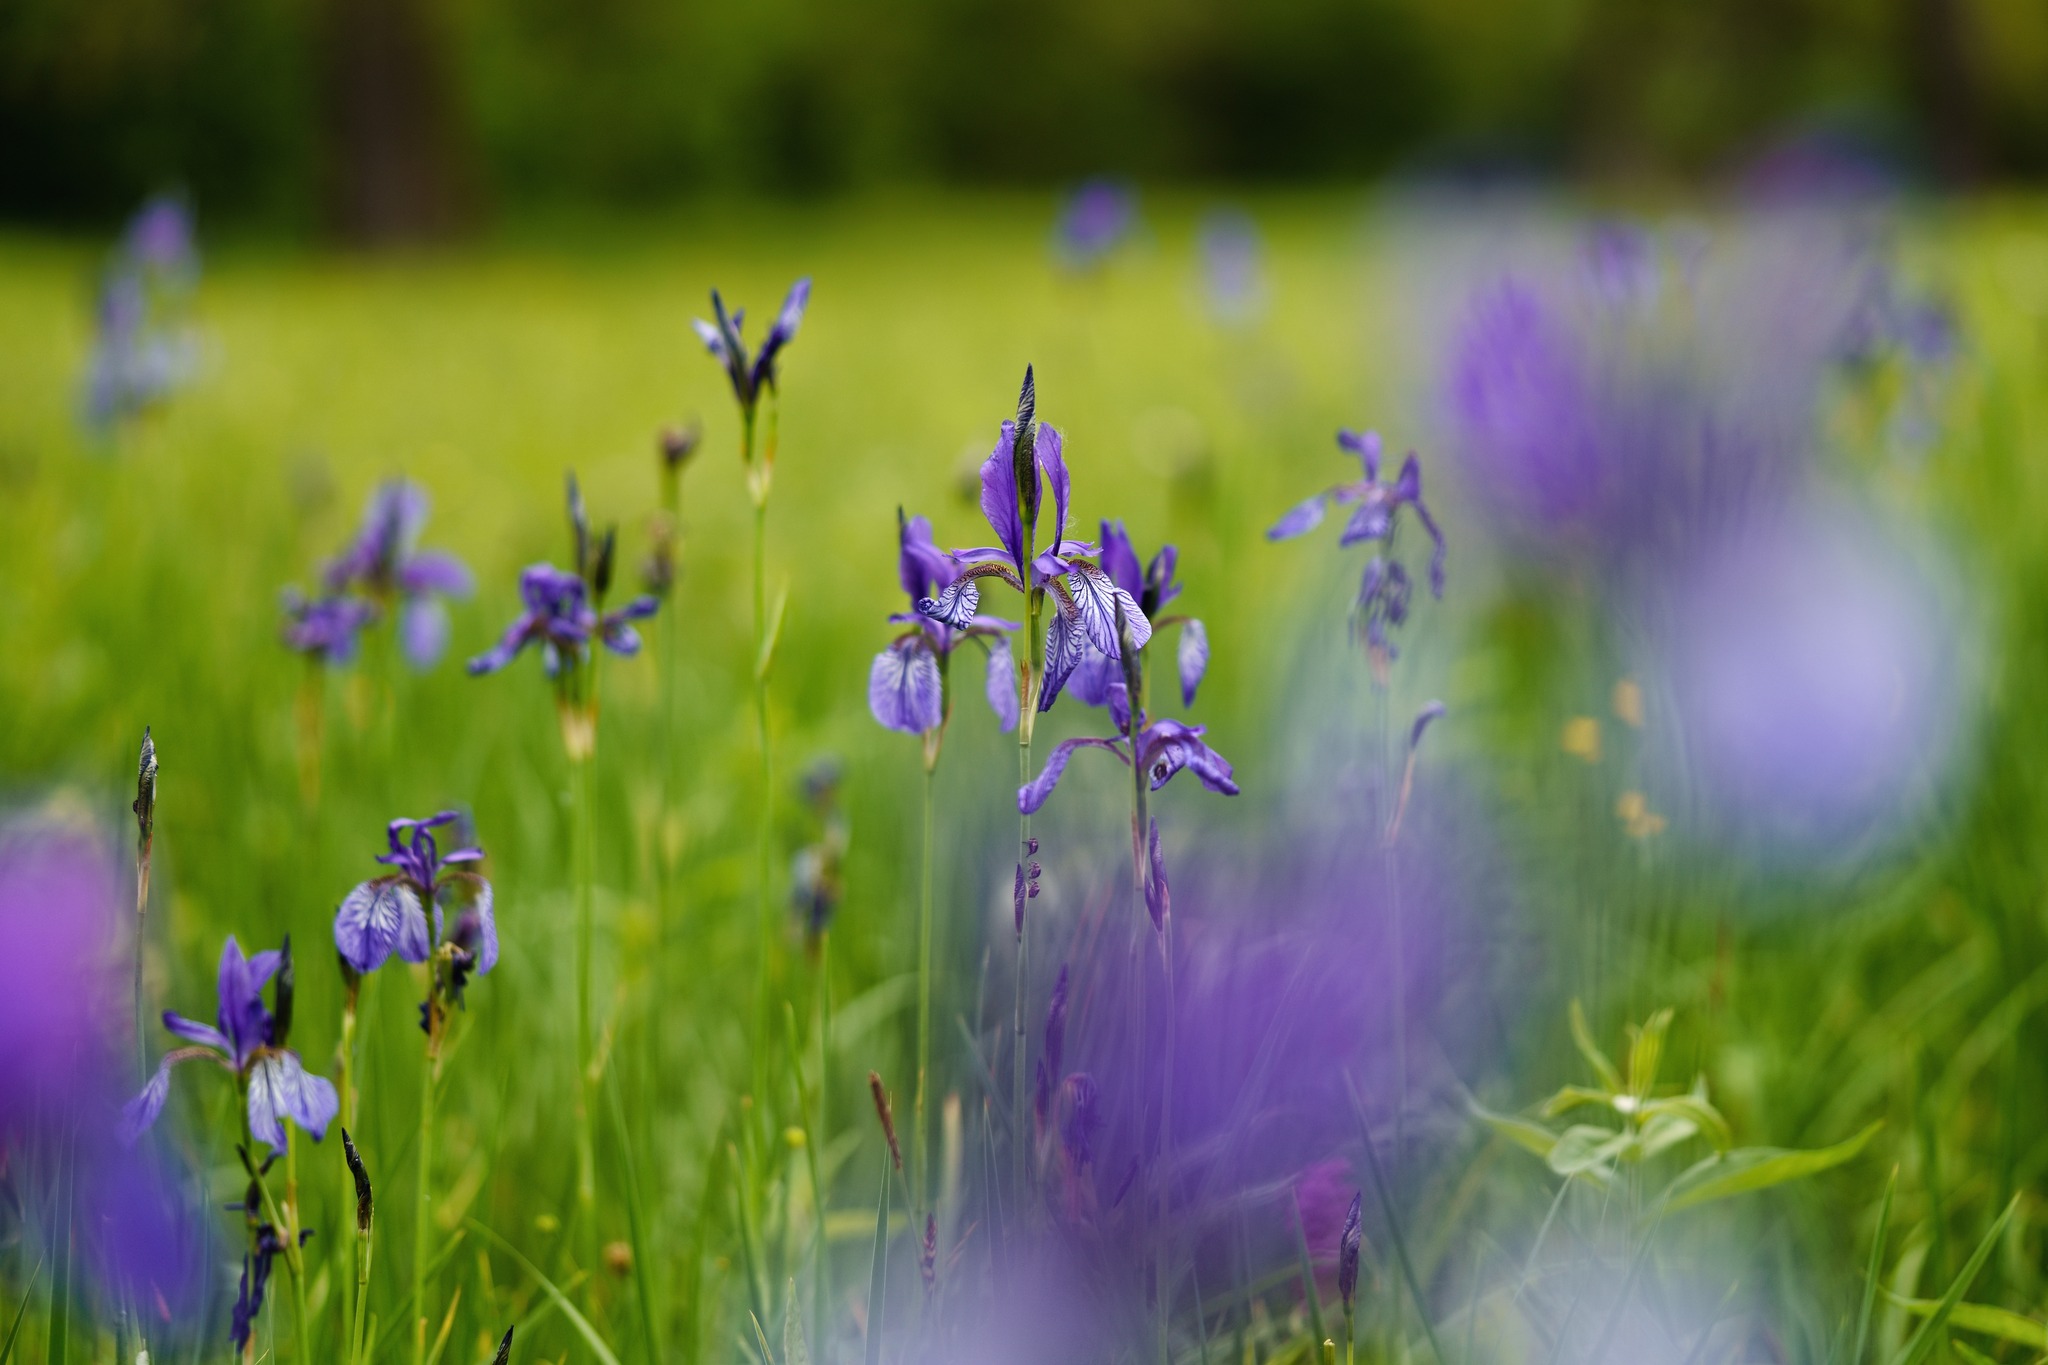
<box><xmin>336</xmin><ymin>992</ymin><xmax>358</xmax><ymax>1358</ymax></box>
<box><xmin>572</xmin><ymin>748</ymin><xmax>597</xmax><ymax>1217</ymax></box>
<box><xmin>413</xmin><ymin>1033</ymin><xmax>437</xmax><ymax>1365</ymax></box>
<box><xmin>286</xmin><ymin>1128</ymin><xmax>312</xmax><ymax>1364</ymax></box>
<box><xmin>351</xmin><ymin>1194</ymin><xmax>373</xmax><ymax>1365</ymax></box>
<box><xmin>915</xmin><ymin>766</ymin><xmax>935</xmax><ymax>1220</ymax></box>
<box><xmin>747</xmin><ymin>403</ymin><xmax>776</xmax><ymax>1129</ymax></box>
<box><xmin>1012</xmin><ymin>729</ymin><xmax>1031</xmax><ymax>1210</ymax></box>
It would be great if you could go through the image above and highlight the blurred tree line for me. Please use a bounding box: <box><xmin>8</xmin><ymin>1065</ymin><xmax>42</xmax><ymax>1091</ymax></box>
<box><xmin>5</xmin><ymin>0</ymin><xmax>2045</xmax><ymax>239</ymax></box>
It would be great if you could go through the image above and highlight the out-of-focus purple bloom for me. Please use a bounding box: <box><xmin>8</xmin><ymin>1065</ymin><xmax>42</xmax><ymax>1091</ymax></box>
<box><xmin>1269</xmin><ymin>429</ymin><xmax>1445</xmax><ymax>662</ymax></box>
<box><xmin>1197</xmin><ymin>209</ymin><xmax>1267</xmax><ymax>324</ymax></box>
<box><xmin>124</xmin><ymin>195</ymin><xmax>199</xmax><ymax>280</ymax></box>
<box><xmin>323</xmin><ymin>479</ymin><xmax>474</xmax><ymax>669</ymax></box>
<box><xmin>1656</xmin><ymin>503</ymin><xmax>1969</xmax><ymax>860</ymax></box>
<box><xmin>870</xmin><ymin>510</ymin><xmax>1017</xmax><ymax>738</ymax></box>
<box><xmin>1054</xmin><ymin>180</ymin><xmax>1138</xmax><ymax>272</ymax></box>
<box><xmin>335</xmin><ymin>811</ymin><xmax>491</xmax><ymax>976</ymax></box>
<box><xmin>280</xmin><ymin>588</ymin><xmax>379</xmax><ymax>665</ymax></box>
<box><xmin>1737</xmin><ymin>128</ymin><xmax>1901</xmax><ymax>209</ymax></box>
<box><xmin>1018</xmin><ymin>716</ymin><xmax>1239</xmax><ymax>814</ymax></box>
<box><xmin>80</xmin><ymin>197</ymin><xmax>203</xmax><ymax>432</ymax></box>
<box><xmin>694</xmin><ymin>278</ymin><xmax>812</xmax><ymax>415</ymax></box>
<box><xmin>0</xmin><ymin>820</ymin><xmax>122</xmax><ymax>1131</ymax></box>
<box><xmin>85</xmin><ymin>1143</ymin><xmax>206</xmax><ymax>1324</ymax></box>
<box><xmin>468</xmin><ymin>564</ymin><xmax>653</xmax><ymax>676</ymax></box>
<box><xmin>1583</xmin><ymin>220</ymin><xmax>1661</xmax><ymax>309</ymax></box>
<box><xmin>123</xmin><ymin>936</ymin><xmax>339</xmax><ymax>1151</ymax></box>
<box><xmin>1034</xmin><ymin>964</ymin><xmax>1071</xmax><ymax>1131</ymax></box>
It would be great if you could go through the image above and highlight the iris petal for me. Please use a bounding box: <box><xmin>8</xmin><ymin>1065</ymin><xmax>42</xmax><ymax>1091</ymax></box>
<box><xmin>1017</xmin><ymin>737</ymin><xmax>1127</xmax><ymax>814</ymax></box>
<box><xmin>1178</xmin><ymin>619</ymin><xmax>1210</xmax><ymax>706</ymax></box>
<box><xmin>868</xmin><ymin>639</ymin><xmax>943</xmax><ymax>734</ymax></box>
<box><xmin>984</xmin><ymin>636</ymin><xmax>1019</xmax><ymax>733</ymax></box>
<box><xmin>247</xmin><ymin>1052</ymin><xmax>339</xmax><ymax>1149</ymax></box>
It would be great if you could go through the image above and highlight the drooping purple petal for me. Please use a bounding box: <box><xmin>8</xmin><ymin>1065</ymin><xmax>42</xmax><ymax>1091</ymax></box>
<box><xmin>600</xmin><ymin>596</ymin><xmax>660</xmax><ymax>655</ymax></box>
<box><xmin>1038</xmin><ymin>608</ymin><xmax>1089</xmax><ymax>712</ymax></box>
<box><xmin>1409</xmin><ymin>700</ymin><xmax>1447</xmax><ymax>750</ymax></box>
<box><xmin>439</xmin><ymin>874</ymin><xmax>497</xmax><ymax>975</ymax></box>
<box><xmin>160</xmin><ymin>1011</ymin><xmax>229</xmax><ymax>1054</ymax></box>
<box><xmin>1068</xmin><ymin>647</ymin><xmax>1121</xmax><ymax>707</ymax></box>
<box><xmin>1143</xmin><ymin>544</ymin><xmax>1181</xmax><ymax>613</ymax></box>
<box><xmin>246</xmin><ymin>1052</ymin><xmax>338</xmax><ymax>1149</ymax></box>
<box><xmin>869</xmin><ymin>639</ymin><xmax>943</xmax><ymax>735</ymax></box>
<box><xmin>398</xmin><ymin>549</ymin><xmax>474</xmax><ymax>598</ymax></box>
<box><xmin>119</xmin><ymin>1057</ymin><xmax>175</xmax><ymax>1145</ymax></box>
<box><xmin>1038</xmin><ymin>424</ymin><xmax>1070</xmax><ymax>552</ymax></box>
<box><xmin>979</xmin><ymin>424</ymin><xmax>1026</xmax><ymax>575</ymax></box>
<box><xmin>1338</xmin><ymin>428</ymin><xmax>1383</xmax><ymax>481</ymax></box>
<box><xmin>1141</xmin><ymin>720</ymin><xmax>1240</xmax><ymax>796</ymax></box>
<box><xmin>1178</xmin><ymin>619</ymin><xmax>1209</xmax><ymax>706</ymax></box>
<box><xmin>1413</xmin><ymin>497</ymin><xmax>1448</xmax><ymax>597</ymax></box>
<box><xmin>984</xmin><ymin>636</ymin><xmax>1019</xmax><ymax>733</ymax></box>
<box><xmin>1098</xmin><ymin>520</ymin><xmax>1142</xmax><ymax>597</ymax></box>
<box><xmin>1267</xmin><ymin>493</ymin><xmax>1330</xmax><ymax>541</ymax></box>
<box><xmin>1144</xmin><ymin>818</ymin><xmax>1170</xmax><ymax>932</ymax></box>
<box><xmin>1065</xmin><ymin>564</ymin><xmax>1153</xmax><ymax>658</ymax></box>
<box><xmin>1338</xmin><ymin>494</ymin><xmax>1393</xmax><ymax>547</ymax></box>
<box><xmin>334</xmin><ymin>877</ymin><xmax>423</xmax><ymax>974</ymax></box>
<box><xmin>466</xmin><ymin>613</ymin><xmax>537</xmax><ymax>675</ymax></box>
<box><xmin>1018</xmin><ymin>737</ymin><xmax>1127</xmax><ymax>814</ymax></box>
<box><xmin>918</xmin><ymin>576</ymin><xmax>981</xmax><ymax>631</ymax></box>
<box><xmin>399</xmin><ymin>598</ymin><xmax>450</xmax><ymax>670</ymax></box>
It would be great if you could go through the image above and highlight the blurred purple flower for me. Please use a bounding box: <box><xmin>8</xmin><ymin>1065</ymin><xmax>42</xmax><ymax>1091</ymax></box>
<box><xmin>324</xmin><ymin>479</ymin><xmax>474</xmax><ymax>669</ymax></box>
<box><xmin>0</xmin><ymin>821</ymin><xmax>122</xmax><ymax>1131</ymax></box>
<box><xmin>280</xmin><ymin>588</ymin><xmax>378</xmax><ymax>665</ymax></box>
<box><xmin>1657</xmin><ymin>502</ymin><xmax>1968</xmax><ymax>858</ymax></box>
<box><xmin>80</xmin><ymin>197</ymin><xmax>203</xmax><ymax>432</ymax></box>
<box><xmin>334</xmin><ymin>812</ymin><xmax>492</xmax><ymax>977</ymax></box>
<box><xmin>467</xmin><ymin>564</ymin><xmax>654</xmax><ymax>676</ymax></box>
<box><xmin>84</xmin><ymin>1144</ymin><xmax>206</xmax><ymax>1327</ymax></box>
<box><xmin>1197</xmin><ymin>209</ymin><xmax>1267</xmax><ymax>324</ymax></box>
<box><xmin>1269</xmin><ymin>429</ymin><xmax>1445</xmax><ymax>661</ymax></box>
<box><xmin>694</xmin><ymin>278</ymin><xmax>812</xmax><ymax>415</ymax></box>
<box><xmin>124</xmin><ymin>195</ymin><xmax>199</xmax><ymax>279</ymax></box>
<box><xmin>123</xmin><ymin>936</ymin><xmax>338</xmax><ymax>1151</ymax></box>
<box><xmin>1054</xmin><ymin>180</ymin><xmax>1138</xmax><ymax>271</ymax></box>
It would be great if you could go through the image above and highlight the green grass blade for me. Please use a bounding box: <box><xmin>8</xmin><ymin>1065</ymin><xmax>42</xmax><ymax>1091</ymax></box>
<box><xmin>1850</xmin><ymin>1167</ymin><xmax>1899</xmax><ymax>1365</ymax></box>
<box><xmin>1288</xmin><ymin>1196</ymin><xmax>1328</xmax><ymax>1350</ymax></box>
<box><xmin>607</xmin><ymin>1069</ymin><xmax>665</xmax><ymax>1365</ymax></box>
<box><xmin>1884</xmin><ymin>1294</ymin><xmax>2046</xmax><ymax>1350</ymax></box>
<box><xmin>863</xmin><ymin>1149</ymin><xmax>890</xmax><ymax>1365</ymax></box>
<box><xmin>1885</xmin><ymin>1194</ymin><xmax>2020</xmax><ymax>1365</ymax></box>
<box><xmin>1348</xmin><ymin>1074</ymin><xmax>1450</xmax><ymax>1365</ymax></box>
<box><xmin>467</xmin><ymin>1219</ymin><xmax>624</xmax><ymax>1365</ymax></box>
<box><xmin>0</xmin><ymin>1256</ymin><xmax>43</xmax><ymax>1365</ymax></box>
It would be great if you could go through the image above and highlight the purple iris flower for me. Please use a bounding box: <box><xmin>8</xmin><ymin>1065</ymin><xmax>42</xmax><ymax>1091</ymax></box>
<box><xmin>467</xmin><ymin>564</ymin><xmax>656</xmax><ymax>676</ymax></box>
<box><xmin>1054</xmin><ymin>180</ymin><xmax>1138</xmax><ymax>271</ymax></box>
<box><xmin>915</xmin><ymin>369</ymin><xmax>1154</xmax><ymax>717</ymax></box>
<box><xmin>1019</xmin><ymin>715</ymin><xmax>1239</xmax><ymax>817</ymax></box>
<box><xmin>694</xmin><ymin>278</ymin><xmax>812</xmax><ymax>416</ymax></box>
<box><xmin>1070</xmin><ymin>520</ymin><xmax>1209</xmax><ymax>709</ymax></box>
<box><xmin>1269</xmin><ymin>429</ymin><xmax>1445</xmax><ymax>660</ymax></box>
<box><xmin>323</xmin><ymin>479</ymin><xmax>474</xmax><ymax>668</ymax></box>
<box><xmin>280</xmin><ymin>588</ymin><xmax>379</xmax><ymax>665</ymax></box>
<box><xmin>122</xmin><ymin>936</ymin><xmax>339</xmax><ymax>1151</ymax></box>
<box><xmin>870</xmin><ymin>509</ymin><xmax>1020</xmax><ymax>737</ymax></box>
<box><xmin>334</xmin><ymin>812</ymin><xmax>495</xmax><ymax>981</ymax></box>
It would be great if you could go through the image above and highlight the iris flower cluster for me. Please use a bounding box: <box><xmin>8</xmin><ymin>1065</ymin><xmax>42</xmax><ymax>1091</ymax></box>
<box><xmin>694</xmin><ymin>278</ymin><xmax>811</xmax><ymax>503</ymax></box>
<box><xmin>1269</xmin><ymin>428</ymin><xmax>1446</xmax><ymax>674</ymax></box>
<box><xmin>80</xmin><ymin>195</ymin><xmax>203</xmax><ymax>433</ymax></box>
<box><xmin>469</xmin><ymin>475</ymin><xmax>659</xmax><ymax>759</ymax></box>
<box><xmin>334</xmin><ymin>812</ymin><xmax>498</xmax><ymax>1016</ymax></box>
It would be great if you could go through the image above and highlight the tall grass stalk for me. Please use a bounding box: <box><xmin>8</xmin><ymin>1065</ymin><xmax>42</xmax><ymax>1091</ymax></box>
<box><xmin>571</xmin><ymin>746</ymin><xmax>597</xmax><ymax>1218</ymax></box>
<box><xmin>413</xmin><ymin>1035</ymin><xmax>439</xmax><ymax>1365</ymax></box>
<box><xmin>915</xmin><ymin>765</ymin><xmax>935</xmax><ymax>1221</ymax></box>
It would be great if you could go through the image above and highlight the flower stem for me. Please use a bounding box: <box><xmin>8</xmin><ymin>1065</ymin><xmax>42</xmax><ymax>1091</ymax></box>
<box><xmin>286</xmin><ymin>1126</ymin><xmax>312</xmax><ymax>1364</ymax></box>
<box><xmin>914</xmin><ymin>764</ymin><xmax>935</xmax><ymax>1221</ymax></box>
<box><xmin>572</xmin><ymin>747</ymin><xmax>597</xmax><ymax>1218</ymax></box>
<box><xmin>746</xmin><ymin>406</ymin><xmax>776</xmax><ymax>1132</ymax></box>
<box><xmin>413</xmin><ymin>1027</ymin><xmax>438</xmax><ymax>1365</ymax></box>
<box><xmin>337</xmin><ymin>987</ymin><xmax>358</xmax><ymax>1356</ymax></box>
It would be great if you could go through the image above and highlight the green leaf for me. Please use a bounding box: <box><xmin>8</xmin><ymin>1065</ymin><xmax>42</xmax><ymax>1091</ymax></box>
<box><xmin>784</xmin><ymin>1278</ymin><xmax>812</xmax><ymax>1365</ymax></box>
<box><xmin>1546</xmin><ymin>1124</ymin><xmax>1630</xmax><ymax>1178</ymax></box>
<box><xmin>1473</xmin><ymin>1104</ymin><xmax>1561</xmax><ymax>1161</ymax></box>
<box><xmin>1885</xmin><ymin>1194</ymin><xmax>2019</xmax><ymax>1365</ymax></box>
<box><xmin>1635</xmin><ymin>1111</ymin><xmax>1700</xmax><ymax>1161</ymax></box>
<box><xmin>1626</xmin><ymin>1008</ymin><xmax>1674</xmax><ymax>1097</ymax></box>
<box><xmin>757</xmin><ymin>580</ymin><xmax>790</xmax><ymax>681</ymax></box>
<box><xmin>1884</xmin><ymin>1293</ymin><xmax>2046</xmax><ymax>1349</ymax></box>
<box><xmin>1569</xmin><ymin>1000</ymin><xmax>1623</xmax><ymax>1093</ymax></box>
<box><xmin>467</xmin><ymin>1219</ymin><xmax>623</xmax><ymax>1365</ymax></box>
<box><xmin>1539</xmin><ymin>1085</ymin><xmax>1615</xmax><ymax>1119</ymax></box>
<box><xmin>1638</xmin><ymin>1086</ymin><xmax>1733</xmax><ymax>1152</ymax></box>
<box><xmin>1662</xmin><ymin>1122</ymin><xmax>1879</xmax><ymax>1213</ymax></box>
<box><xmin>1947</xmin><ymin>1340</ymin><xmax>1999</xmax><ymax>1365</ymax></box>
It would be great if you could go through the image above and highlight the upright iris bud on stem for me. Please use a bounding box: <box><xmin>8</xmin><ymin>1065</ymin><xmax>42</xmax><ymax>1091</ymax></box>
<box><xmin>343</xmin><ymin>1128</ymin><xmax>375</xmax><ymax>1365</ymax></box>
<box><xmin>869</xmin><ymin>1071</ymin><xmax>902</xmax><ymax>1173</ymax></box>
